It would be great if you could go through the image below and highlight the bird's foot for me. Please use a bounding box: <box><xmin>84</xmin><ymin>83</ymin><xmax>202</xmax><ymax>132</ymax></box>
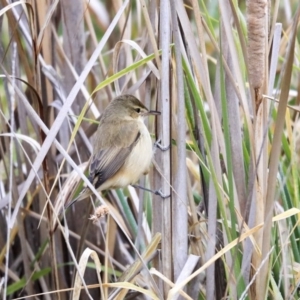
<box><xmin>154</xmin><ymin>139</ymin><xmax>170</xmax><ymax>151</ymax></box>
<box><xmin>131</xmin><ymin>185</ymin><xmax>170</xmax><ymax>199</ymax></box>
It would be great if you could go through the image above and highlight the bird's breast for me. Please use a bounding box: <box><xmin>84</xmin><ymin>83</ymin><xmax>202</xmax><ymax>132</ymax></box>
<box><xmin>123</xmin><ymin>122</ymin><xmax>153</xmax><ymax>183</ymax></box>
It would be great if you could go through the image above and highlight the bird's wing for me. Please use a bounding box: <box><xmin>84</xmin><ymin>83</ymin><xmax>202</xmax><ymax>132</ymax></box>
<box><xmin>89</xmin><ymin>121</ymin><xmax>140</xmax><ymax>189</ymax></box>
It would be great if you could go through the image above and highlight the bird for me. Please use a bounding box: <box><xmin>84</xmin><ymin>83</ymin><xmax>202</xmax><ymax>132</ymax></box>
<box><xmin>64</xmin><ymin>94</ymin><xmax>160</xmax><ymax>210</ymax></box>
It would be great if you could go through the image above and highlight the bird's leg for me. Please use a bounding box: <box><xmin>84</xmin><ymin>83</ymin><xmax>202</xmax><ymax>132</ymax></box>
<box><xmin>151</xmin><ymin>138</ymin><xmax>171</xmax><ymax>198</ymax></box>
<box><xmin>153</xmin><ymin>189</ymin><xmax>171</xmax><ymax>199</ymax></box>
<box><xmin>154</xmin><ymin>138</ymin><xmax>170</xmax><ymax>151</ymax></box>
<box><xmin>131</xmin><ymin>185</ymin><xmax>170</xmax><ymax>199</ymax></box>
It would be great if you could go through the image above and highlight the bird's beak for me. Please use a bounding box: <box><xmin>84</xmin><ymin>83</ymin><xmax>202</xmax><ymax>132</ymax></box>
<box><xmin>147</xmin><ymin>110</ymin><xmax>161</xmax><ymax>116</ymax></box>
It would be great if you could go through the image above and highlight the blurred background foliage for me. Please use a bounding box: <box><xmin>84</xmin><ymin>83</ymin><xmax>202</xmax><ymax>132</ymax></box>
<box><xmin>0</xmin><ymin>0</ymin><xmax>300</xmax><ymax>299</ymax></box>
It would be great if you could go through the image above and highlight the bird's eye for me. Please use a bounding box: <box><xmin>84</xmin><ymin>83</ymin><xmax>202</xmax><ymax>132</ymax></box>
<box><xmin>135</xmin><ymin>108</ymin><xmax>141</xmax><ymax>113</ymax></box>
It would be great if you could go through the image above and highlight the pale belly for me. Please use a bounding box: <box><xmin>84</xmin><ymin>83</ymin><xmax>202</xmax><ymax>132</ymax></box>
<box><xmin>123</xmin><ymin>126</ymin><xmax>153</xmax><ymax>181</ymax></box>
<box><xmin>99</xmin><ymin>122</ymin><xmax>153</xmax><ymax>190</ymax></box>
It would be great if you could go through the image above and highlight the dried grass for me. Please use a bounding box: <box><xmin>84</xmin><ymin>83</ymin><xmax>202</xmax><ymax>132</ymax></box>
<box><xmin>1</xmin><ymin>1</ymin><xmax>300</xmax><ymax>299</ymax></box>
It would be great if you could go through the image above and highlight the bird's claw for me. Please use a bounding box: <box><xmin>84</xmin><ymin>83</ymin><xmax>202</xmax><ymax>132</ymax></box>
<box><xmin>154</xmin><ymin>189</ymin><xmax>170</xmax><ymax>199</ymax></box>
<box><xmin>131</xmin><ymin>185</ymin><xmax>170</xmax><ymax>199</ymax></box>
<box><xmin>154</xmin><ymin>139</ymin><xmax>170</xmax><ymax>151</ymax></box>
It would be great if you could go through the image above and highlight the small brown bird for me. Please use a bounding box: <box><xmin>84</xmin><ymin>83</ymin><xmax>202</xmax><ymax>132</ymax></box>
<box><xmin>65</xmin><ymin>94</ymin><xmax>160</xmax><ymax>209</ymax></box>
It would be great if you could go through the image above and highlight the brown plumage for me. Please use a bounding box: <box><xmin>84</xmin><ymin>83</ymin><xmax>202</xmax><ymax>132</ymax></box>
<box><xmin>65</xmin><ymin>94</ymin><xmax>160</xmax><ymax>209</ymax></box>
